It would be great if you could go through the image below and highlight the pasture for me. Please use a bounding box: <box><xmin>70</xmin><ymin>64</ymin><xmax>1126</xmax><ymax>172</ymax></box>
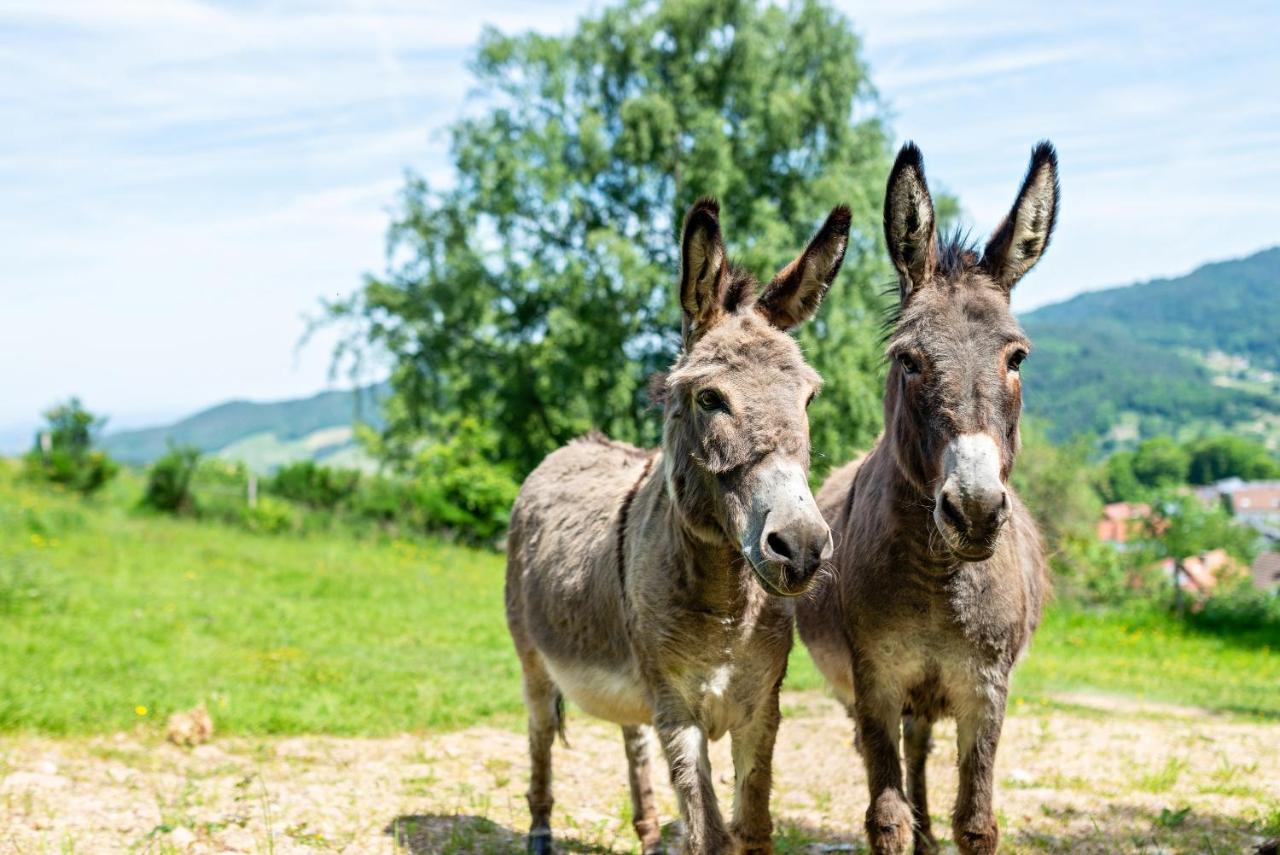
<box><xmin>1</xmin><ymin>462</ymin><xmax>1278</xmax><ymax>852</ymax></box>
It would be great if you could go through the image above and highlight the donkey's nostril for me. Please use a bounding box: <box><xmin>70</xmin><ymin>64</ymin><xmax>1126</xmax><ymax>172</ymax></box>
<box><xmin>940</xmin><ymin>494</ymin><xmax>967</xmax><ymax>533</ymax></box>
<box><xmin>766</xmin><ymin>531</ymin><xmax>794</xmax><ymax>561</ymax></box>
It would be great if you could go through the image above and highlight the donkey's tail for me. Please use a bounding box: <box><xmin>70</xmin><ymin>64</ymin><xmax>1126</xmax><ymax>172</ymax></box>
<box><xmin>553</xmin><ymin>690</ymin><xmax>569</xmax><ymax>747</ymax></box>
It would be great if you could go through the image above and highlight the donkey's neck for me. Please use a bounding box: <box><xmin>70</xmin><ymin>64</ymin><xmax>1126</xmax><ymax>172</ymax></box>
<box><xmin>629</xmin><ymin>452</ymin><xmax>763</xmax><ymax>616</ymax></box>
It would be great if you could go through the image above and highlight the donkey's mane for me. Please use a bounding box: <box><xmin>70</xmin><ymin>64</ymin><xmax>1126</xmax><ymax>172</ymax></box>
<box><xmin>572</xmin><ymin>430</ymin><xmax>653</xmax><ymax>460</ymax></box>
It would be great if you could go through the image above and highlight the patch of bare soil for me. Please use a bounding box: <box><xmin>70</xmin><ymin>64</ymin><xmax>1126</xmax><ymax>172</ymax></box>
<box><xmin>1</xmin><ymin>692</ymin><xmax>1276</xmax><ymax>854</ymax></box>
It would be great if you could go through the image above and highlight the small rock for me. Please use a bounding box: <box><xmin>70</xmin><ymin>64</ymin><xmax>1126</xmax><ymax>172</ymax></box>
<box><xmin>167</xmin><ymin>703</ymin><xmax>214</xmax><ymax>747</ymax></box>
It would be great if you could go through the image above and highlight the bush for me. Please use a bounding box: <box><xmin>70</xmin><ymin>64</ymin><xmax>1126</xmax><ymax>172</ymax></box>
<box><xmin>23</xmin><ymin>398</ymin><xmax>118</xmax><ymax>496</ymax></box>
<box><xmin>241</xmin><ymin>496</ymin><xmax>297</xmax><ymax>535</ymax></box>
<box><xmin>1188</xmin><ymin>578</ymin><xmax>1280</xmax><ymax>633</ymax></box>
<box><xmin>1049</xmin><ymin>533</ymin><xmax>1160</xmax><ymax>604</ymax></box>
<box><xmin>268</xmin><ymin>461</ymin><xmax>361</xmax><ymax>509</ymax></box>
<box><xmin>402</xmin><ymin>418</ymin><xmax>519</xmax><ymax>543</ymax></box>
<box><xmin>140</xmin><ymin>446</ymin><xmax>201</xmax><ymax>514</ymax></box>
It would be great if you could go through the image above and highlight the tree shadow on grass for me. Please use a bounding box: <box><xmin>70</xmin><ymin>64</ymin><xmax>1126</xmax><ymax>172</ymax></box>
<box><xmin>385</xmin><ymin>814</ymin><xmax>617</xmax><ymax>854</ymax></box>
<box><xmin>385</xmin><ymin>815</ymin><xmax>871</xmax><ymax>854</ymax></box>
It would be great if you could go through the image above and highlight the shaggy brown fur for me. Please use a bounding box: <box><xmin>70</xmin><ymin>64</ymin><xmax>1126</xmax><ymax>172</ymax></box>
<box><xmin>507</xmin><ymin>198</ymin><xmax>850</xmax><ymax>855</ymax></box>
<box><xmin>797</xmin><ymin>142</ymin><xmax>1059</xmax><ymax>855</ymax></box>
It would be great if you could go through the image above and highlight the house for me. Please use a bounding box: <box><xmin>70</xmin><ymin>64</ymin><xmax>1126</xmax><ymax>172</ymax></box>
<box><xmin>1252</xmin><ymin>552</ymin><xmax>1280</xmax><ymax>592</ymax></box>
<box><xmin>1163</xmin><ymin>549</ymin><xmax>1235</xmax><ymax>593</ymax></box>
<box><xmin>1097</xmin><ymin>502</ymin><xmax>1149</xmax><ymax>545</ymax></box>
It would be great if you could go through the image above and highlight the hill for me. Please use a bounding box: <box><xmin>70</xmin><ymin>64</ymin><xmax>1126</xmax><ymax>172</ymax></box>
<box><xmin>1021</xmin><ymin>247</ymin><xmax>1279</xmax><ymax>450</ymax></box>
<box><xmin>100</xmin><ymin>385</ymin><xmax>386</xmax><ymax>469</ymax></box>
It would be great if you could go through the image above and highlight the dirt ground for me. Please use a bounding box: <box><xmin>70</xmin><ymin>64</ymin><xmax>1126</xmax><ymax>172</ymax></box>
<box><xmin>2</xmin><ymin>692</ymin><xmax>1276</xmax><ymax>854</ymax></box>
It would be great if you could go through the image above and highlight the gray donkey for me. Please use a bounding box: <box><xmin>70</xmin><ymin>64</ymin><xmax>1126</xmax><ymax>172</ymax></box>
<box><xmin>797</xmin><ymin>142</ymin><xmax>1058</xmax><ymax>855</ymax></box>
<box><xmin>506</xmin><ymin>198</ymin><xmax>851</xmax><ymax>855</ymax></box>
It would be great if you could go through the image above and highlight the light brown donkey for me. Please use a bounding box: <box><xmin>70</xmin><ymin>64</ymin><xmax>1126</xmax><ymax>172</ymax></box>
<box><xmin>797</xmin><ymin>142</ymin><xmax>1058</xmax><ymax>855</ymax></box>
<box><xmin>506</xmin><ymin>198</ymin><xmax>851</xmax><ymax>855</ymax></box>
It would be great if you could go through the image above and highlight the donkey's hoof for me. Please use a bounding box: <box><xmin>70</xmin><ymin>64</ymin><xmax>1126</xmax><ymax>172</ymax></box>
<box><xmin>953</xmin><ymin>818</ymin><xmax>998</xmax><ymax>855</ymax></box>
<box><xmin>528</xmin><ymin>829</ymin><xmax>554</xmax><ymax>855</ymax></box>
<box><xmin>866</xmin><ymin>792</ymin><xmax>912</xmax><ymax>855</ymax></box>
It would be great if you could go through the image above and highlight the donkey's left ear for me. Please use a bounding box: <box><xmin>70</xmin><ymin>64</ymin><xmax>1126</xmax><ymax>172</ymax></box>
<box><xmin>982</xmin><ymin>141</ymin><xmax>1059</xmax><ymax>292</ymax></box>
<box><xmin>756</xmin><ymin>205</ymin><xmax>851</xmax><ymax>330</ymax></box>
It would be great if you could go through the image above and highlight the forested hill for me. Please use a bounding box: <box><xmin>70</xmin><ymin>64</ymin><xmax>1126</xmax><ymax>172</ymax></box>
<box><xmin>1020</xmin><ymin>246</ymin><xmax>1279</xmax><ymax>450</ymax></box>
<box><xmin>101</xmin><ymin>385</ymin><xmax>386</xmax><ymax>469</ymax></box>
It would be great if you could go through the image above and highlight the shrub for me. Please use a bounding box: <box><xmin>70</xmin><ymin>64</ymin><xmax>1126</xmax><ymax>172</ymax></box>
<box><xmin>1049</xmin><ymin>533</ymin><xmax>1160</xmax><ymax>604</ymax></box>
<box><xmin>241</xmin><ymin>496</ymin><xmax>297</xmax><ymax>535</ymax></box>
<box><xmin>23</xmin><ymin>398</ymin><xmax>118</xmax><ymax>496</ymax></box>
<box><xmin>140</xmin><ymin>446</ymin><xmax>201</xmax><ymax>514</ymax></box>
<box><xmin>1186</xmin><ymin>577</ymin><xmax>1280</xmax><ymax>634</ymax></box>
<box><xmin>402</xmin><ymin>418</ymin><xmax>519</xmax><ymax>543</ymax></box>
<box><xmin>268</xmin><ymin>461</ymin><xmax>361</xmax><ymax>509</ymax></box>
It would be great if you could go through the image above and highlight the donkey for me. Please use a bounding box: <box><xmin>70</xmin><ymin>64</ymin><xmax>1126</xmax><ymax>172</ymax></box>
<box><xmin>796</xmin><ymin>142</ymin><xmax>1059</xmax><ymax>855</ymax></box>
<box><xmin>506</xmin><ymin>197</ymin><xmax>851</xmax><ymax>855</ymax></box>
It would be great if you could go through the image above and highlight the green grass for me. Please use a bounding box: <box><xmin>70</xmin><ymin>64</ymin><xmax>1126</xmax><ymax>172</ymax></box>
<box><xmin>0</xmin><ymin>461</ymin><xmax>520</xmax><ymax>735</ymax></box>
<box><xmin>1</xmin><ymin>460</ymin><xmax>1277</xmax><ymax>736</ymax></box>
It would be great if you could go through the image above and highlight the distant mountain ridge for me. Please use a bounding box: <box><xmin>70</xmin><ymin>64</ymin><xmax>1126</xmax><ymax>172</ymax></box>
<box><xmin>1020</xmin><ymin>246</ymin><xmax>1279</xmax><ymax>450</ymax></box>
<box><xmin>101</xmin><ymin>385</ymin><xmax>387</xmax><ymax>469</ymax></box>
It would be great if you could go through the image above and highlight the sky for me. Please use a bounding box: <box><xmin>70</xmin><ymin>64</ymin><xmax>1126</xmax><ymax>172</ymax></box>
<box><xmin>2</xmin><ymin>0</ymin><xmax>1278</xmax><ymax>449</ymax></box>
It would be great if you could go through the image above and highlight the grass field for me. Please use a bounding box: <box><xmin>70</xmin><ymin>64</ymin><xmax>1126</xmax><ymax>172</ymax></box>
<box><xmin>1</xmin><ymin>459</ymin><xmax>1278</xmax><ymax>739</ymax></box>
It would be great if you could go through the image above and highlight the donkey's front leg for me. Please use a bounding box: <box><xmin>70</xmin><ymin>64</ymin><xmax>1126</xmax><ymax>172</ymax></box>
<box><xmin>728</xmin><ymin>689</ymin><xmax>782</xmax><ymax>854</ymax></box>
<box><xmin>853</xmin><ymin>685</ymin><xmax>911</xmax><ymax>855</ymax></box>
<box><xmin>654</xmin><ymin>699</ymin><xmax>731</xmax><ymax>855</ymax></box>
<box><xmin>952</xmin><ymin>684</ymin><xmax>1008</xmax><ymax>855</ymax></box>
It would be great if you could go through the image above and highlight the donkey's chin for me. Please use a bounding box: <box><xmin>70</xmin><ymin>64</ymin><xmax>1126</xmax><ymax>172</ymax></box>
<box><xmin>742</xmin><ymin>553</ymin><xmax>810</xmax><ymax>598</ymax></box>
<box><xmin>933</xmin><ymin>520</ymin><xmax>1001</xmax><ymax>563</ymax></box>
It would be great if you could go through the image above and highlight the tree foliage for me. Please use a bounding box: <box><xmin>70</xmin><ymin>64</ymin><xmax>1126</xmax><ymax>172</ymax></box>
<box><xmin>23</xmin><ymin>397</ymin><xmax>118</xmax><ymax>496</ymax></box>
<box><xmin>1185</xmin><ymin>435</ymin><xmax>1280</xmax><ymax>485</ymax></box>
<box><xmin>325</xmin><ymin>0</ymin><xmax>898</xmax><ymax>476</ymax></box>
<box><xmin>1011</xmin><ymin>419</ymin><xmax>1102</xmax><ymax>547</ymax></box>
<box><xmin>140</xmin><ymin>445</ymin><xmax>201</xmax><ymax>514</ymax></box>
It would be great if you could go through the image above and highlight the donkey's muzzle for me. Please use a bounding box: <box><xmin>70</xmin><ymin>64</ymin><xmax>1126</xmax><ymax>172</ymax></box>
<box><xmin>936</xmin><ymin>432</ymin><xmax>1010</xmax><ymax>561</ymax></box>
<box><xmin>759</xmin><ymin>515</ymin><xmax>833</xmax><ymax>593</ymax></box>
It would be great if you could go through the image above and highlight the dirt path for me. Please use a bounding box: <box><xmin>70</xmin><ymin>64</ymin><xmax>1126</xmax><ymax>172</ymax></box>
<box><xmin>2</xmin><ymin>692</ymin><xmax>1276</xmax><ymax>854</ymax></box>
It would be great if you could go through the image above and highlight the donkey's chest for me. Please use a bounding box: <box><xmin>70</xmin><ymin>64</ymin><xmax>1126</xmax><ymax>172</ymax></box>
<box><xmin>665</xmin><ymin>614</ymin><xmax>789</xmax><ymax>740</ymax></box>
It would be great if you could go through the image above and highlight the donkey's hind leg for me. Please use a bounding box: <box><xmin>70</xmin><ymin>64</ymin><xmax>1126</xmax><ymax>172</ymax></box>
<box><xmin>520</xmin><ymin>653</ymin><xmax>562</xmax><ymax>855</ymax></box>
<box><xmin>903</xmin><ymin>714</ymin><xmax>938</xmax><ymax>854</ymax></box>
<box><xmin>622</xmin><ymin>725</ymin><xmax>663</xmax><ymax>854</ymax></box>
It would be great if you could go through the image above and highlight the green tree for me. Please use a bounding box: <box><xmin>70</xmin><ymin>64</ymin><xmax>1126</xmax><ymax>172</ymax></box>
<box><xmin>1142</xmin><ymin>492</ymin><xmax>1257</xmax><ymax>567</ymax></box>
<box><xmin>324</xmin><ymin>0</ymin><xmax>898</xmax><ymax>477</ymax></box>
<box><xmin>1129</xmin><ymin>436</ymin><xmax>1190</xmax><ymax>492</ymax></box>
<box><xmin>140</xmin><ymin>445</ymin><xmax>201</xmax><ymax>514</ymax></box>
<box><xmin>23</xmin><ymin>398</ymin><xmax>118</xmax><ymax>496</ymax></box>
<box><xmin>1185</xmin><ymin>435</ymin><xmax>1280</xmax><ymax>485</ymax></box>
<box><xmin>1101</xmin><ymin>450</ymin><xmax>1141</xmax><ymax>502</ymax></box>
<box><xmin>1011</xmin><ymin>419</ymin><xmax>1102</xmax><ymax>546</ymax></box>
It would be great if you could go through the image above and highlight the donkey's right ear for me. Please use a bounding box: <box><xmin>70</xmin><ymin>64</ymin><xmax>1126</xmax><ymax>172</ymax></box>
<box><xmin>680</xmin><ymin>197</ymin><xmax>727</xmax><ymax>343</ymax></box>
<box><xmin>884</xmin><ymin>142</ymin><xmax>937</xmax><ymax>302</ymax></box>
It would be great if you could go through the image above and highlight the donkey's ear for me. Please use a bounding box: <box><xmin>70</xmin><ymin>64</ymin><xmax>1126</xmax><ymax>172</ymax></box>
<box><xmin>757</xmin><ymin>205</ymin><xmax>851</xmax><ymax>330</ymax></box>
<box><xmin>680</xmin><ymin>197</ymin><xmax>727</xmax><ymax>342</ymax></box>
<box><xmin>884</xmin><ymin>142</ymin><xmax>937</xmax><ymax>302</ymax></box>
<box><xmin>983</xmin><ymin>141</ymin><xmax>1059</xmax><ymax>292</ymax></box>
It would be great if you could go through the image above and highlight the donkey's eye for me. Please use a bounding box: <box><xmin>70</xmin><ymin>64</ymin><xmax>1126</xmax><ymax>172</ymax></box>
<box><xmin>696</xmin><ymin>389</ymin><xmax>727</xmax><ymax>412</ymax></box>
<box><xmin>897</xmin><ymin>353</ymin><xmax>921</xmax><ymax>376</ymax></box>
<box><xmin>805</xmin><ymin>391</ymin><xmax>816</xmax><ymax>409</ymax></box>
<box><xmin>1007</xmin><ymin>349</ymin><xmax>1028</xmax><ymax>372</ymax></box>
